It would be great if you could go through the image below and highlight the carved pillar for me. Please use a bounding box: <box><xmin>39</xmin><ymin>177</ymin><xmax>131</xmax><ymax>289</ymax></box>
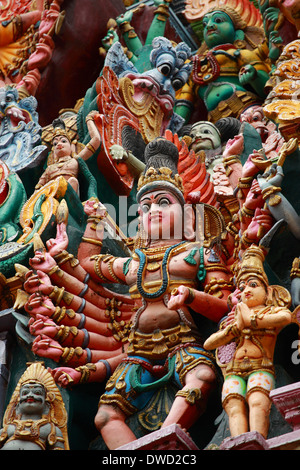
<box><xmin>270</xmin><ymin>382</ymin><xmax>300</xmax><ymax>430</ymax></box>
<box><xmin>267</xmin><ymin>383</ymin><xmax>300</xmax><ymax>450</ymax></box>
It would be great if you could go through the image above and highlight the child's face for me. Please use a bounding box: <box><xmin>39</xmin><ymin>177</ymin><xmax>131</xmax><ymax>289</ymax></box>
<box><xmin>239</xmin><ymin>276</ymin><xmax>267</xmax><ymax>308</ymax></box>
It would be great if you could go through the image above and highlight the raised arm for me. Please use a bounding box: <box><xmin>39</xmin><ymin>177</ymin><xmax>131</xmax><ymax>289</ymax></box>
<box><xmin>75</xmin><ymin>199</ymin><xmax>130</xmax><ymax>286</ymax></box>
<box><xmin>76</xmin><ymin>111</ymin><xmax>102</xmax><ymax>161</ymax></box>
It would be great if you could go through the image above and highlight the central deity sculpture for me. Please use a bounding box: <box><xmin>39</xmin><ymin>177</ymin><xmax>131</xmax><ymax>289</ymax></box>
<box><xmin>23</xmin><ymin>136</ymin><xmax>233</xmax><ymax>449</ymax></box>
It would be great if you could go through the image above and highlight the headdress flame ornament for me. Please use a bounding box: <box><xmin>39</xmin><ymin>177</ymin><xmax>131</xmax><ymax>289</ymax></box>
<box><xmin>51</xmin><ymin>118</ymin><xmax>72</xmax><ymax>143</ymax></box>
<box><xmin>184</xmin><ymin>0</ymin><xmax>263</xmax><ymax>28</ymax></box>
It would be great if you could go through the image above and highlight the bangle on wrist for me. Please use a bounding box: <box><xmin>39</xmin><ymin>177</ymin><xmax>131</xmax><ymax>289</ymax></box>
<box><xmin>47</xmin><ymin>264</ymin><xmax>64</xmax><ymax>277</ymax></box>
<box><xmin>81</xmin><ymin>236</ymin><xmax>103</xmax><ymax>246</ymax></box>
<box><xmin>184</xmin><ymin>287</ymin><xmax>195</xmax><ymax>305</ymax></box>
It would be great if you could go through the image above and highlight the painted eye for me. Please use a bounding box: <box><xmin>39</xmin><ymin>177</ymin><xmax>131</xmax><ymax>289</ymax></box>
<box><xmin>203</xmin><ymin>129</ymin><xmax>212</xmax><ymax>134</ymax></box>
<box><xmin>141</xmin><ymin>204</ymin><xmax>150</xmax><ymax>213</ymax></box>
<box><xmin>159</xmin><ymin>198</ymin><xmax>170</xmax><ymax>207</ymax></box>
<box><xmin>172</xmin><ymin>77</ymin><xmax>184</xmax><ymax>91</ymax></box>
<box><xmin>215</xmin><ymin>17</ymin><xmax>223</xmax><ymax>23</ymax></box>
<box><xmin>250</xmin><ymin>282</ymin><xmax>257</xmax><ymax>288</ymax></box>
<box><xmin>158</xmin><ymin>63</ymin><xmax>172</xmax><ymax>76</ymax></box>
<box><xmin>239</xmin><ymin>284</ymin><xmax>245</xmax><ymax>291</ymax></box>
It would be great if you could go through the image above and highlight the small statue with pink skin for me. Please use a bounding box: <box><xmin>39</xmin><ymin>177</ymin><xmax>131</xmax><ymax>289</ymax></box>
<box><xmin>204</xmin><ymin>245</ymin><xmax>293</xmax><ymax>439</ymax></box>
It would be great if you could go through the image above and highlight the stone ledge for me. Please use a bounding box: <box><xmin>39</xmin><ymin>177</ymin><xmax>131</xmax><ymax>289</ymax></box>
<box><xmin>267</xmin><ymin>429</ymin><xmax>300</xmax><ymax>450</ymax></box>
<box><xmin>117</xmin><ymin>424</ymin><xmax>200</xmax><ymax>451</ymax></box>
<box><xmin>220</xmin><ymin>431</ymin><xmax>269</xmax><ymax>450</ymax></box>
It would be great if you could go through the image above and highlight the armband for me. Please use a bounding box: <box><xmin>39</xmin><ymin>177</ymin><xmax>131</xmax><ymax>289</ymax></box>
<box><xmin>75</xmin><ymin>363</ymin><xmax>97</xmax><ymax>384</ymax></box>
<box><xmin>97</xmin><ymin>359</ymin><xmax>112</xmax><ymax>380</ymax></box>
<box><xmin>55</xmin><ymin>325</ymin><xmax>78</xmax><ymax>343</ymax></box>
<box><xmin>291</xmin><ymin>258</ymin><xmax>300</xmax><ymax>279</ymax></box>
<box><xmin>49</xmin><ymin>286</ymin><xmax>65</xmax><ymax>305</ymax></box>
<box><xmin>175</xmin><ymin>388</ymin><xmax>202</xmax><ymax>405</ymax></box>
<box><xmin>261</xmin><ymin>185</ymin><xmax>282</xmax><ymax>206</ymax></box>
<box><xmin>60</xmin><ymin>346</ymin><xmax>83</xmax><ymax>364</ymax></box>
<box><xmin>184</xmin><ymin>287</ymin><xmax>195</xmax><ymax>305</ymax></box>
<box><xmin>51</xmin><ymin>306</ymin><xmax>76</xmax><ymax>323</ymax></box>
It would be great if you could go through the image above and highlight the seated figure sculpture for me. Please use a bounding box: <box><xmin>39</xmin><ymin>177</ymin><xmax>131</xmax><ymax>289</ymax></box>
<box><xmin>204</xmin><ymin>245</ymin><xmax>293</xmax><ymax>439</ymax></box>
<box><xmin>24</xmin><ymin>137</ymin><xmax>234</xmax><ymax>449</ymax></box>
<box><xmin>35</xmin><ymin>112</ymin><xmax>101</xmax><ymax>196</ymax></box>
<box><xmin>175</xmin><ymin>7</ymin><xmax>271</xmax><ymax>123</ymax></box>
<box><xmin>0</xmin><ymin>362</ymin><xmax>69</xmax><ymax>450</ymax></box>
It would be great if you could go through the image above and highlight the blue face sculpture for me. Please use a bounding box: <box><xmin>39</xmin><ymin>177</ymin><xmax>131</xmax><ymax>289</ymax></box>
<box><xmin>143</xmin><ymin>37</ymin><xmax>192</xmax><ymax>99</ymax></box>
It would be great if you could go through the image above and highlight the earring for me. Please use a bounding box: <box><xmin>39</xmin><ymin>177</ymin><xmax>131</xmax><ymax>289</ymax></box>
<box><xmin>266</xmin><ymin>297</ymin><xmax>272</xmax><ymax>305</ymax></box>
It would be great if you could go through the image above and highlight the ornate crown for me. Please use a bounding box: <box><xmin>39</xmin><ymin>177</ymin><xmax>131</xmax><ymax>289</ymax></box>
<box><xmin>184</xmin><ymin>0</ymin><xmax>263</xmax><ymax>28</ymax></box>
<box><xmin>51</xmin><ymin>118</ymin><xmax>72</xmax><ymax>142</ymax></box>
<box><xmin>137</xmin><ymin>166</ymin><xmax>184</xmax><ymax>194</ymax></box>
<box><xmin>235</xmin><ymin>245</ymin><xmax>269</xmax><ymax>287</ymax></box>
<box><xmin>137</xmin><ymin>137</ymin><xmax>185</xmax><ymax>204</ymax></box>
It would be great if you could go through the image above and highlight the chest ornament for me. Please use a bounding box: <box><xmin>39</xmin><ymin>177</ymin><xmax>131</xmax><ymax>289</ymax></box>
<box><xmin>134</xmin><ymin>241</ymin><xmax>188</xmax><ymax>299</ymax></box>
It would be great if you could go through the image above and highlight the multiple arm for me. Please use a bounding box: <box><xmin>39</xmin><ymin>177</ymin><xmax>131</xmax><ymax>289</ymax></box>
<box><xmin>76</xmin><ymin>111</ymin><xmax>102</xmax><ymax>161</ymax></box>
<box><xmin>23</xmin><ymin>204</ymin><xmax>134</xmax><ymax>386</ymax></box>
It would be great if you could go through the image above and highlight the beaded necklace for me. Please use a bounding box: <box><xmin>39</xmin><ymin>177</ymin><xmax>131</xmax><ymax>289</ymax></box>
<box><xmin>135</xmin><ymin>241</ymin><xmax>187</xmax><ymax>299</ymax></box>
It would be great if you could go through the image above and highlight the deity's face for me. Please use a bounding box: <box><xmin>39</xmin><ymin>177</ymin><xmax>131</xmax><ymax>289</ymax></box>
<box><xmin>203</xmin><ymin>11</ymin><xmax>236</xmax><ymax>48</ymax></box>
<box><xmin>279</xmin><ymin>0</ymin><xmax>300</xmax><ymax>29</ymax></box>
<box><xmin>239</xmin><ymin>276</ymin><xmax>268</xmax><ymax>308</ymax></box>
<box><xmin>155</xmin><ymin>51</ymin><xmax>178</xmax><ymax>93</ymax></box>
<box><xmin>0</xmin><ymin>88</ymin><xmax>18</xmax><ymax>113</ymax></box>
<box><xmin>138</xmin><ymin>50</ymin><xmax>182</xmax><ymax>103</ymax></box>
<box><xmin>190</xmin><ymin>121</ymin><xmax>221</xmax><ymax>152</ymax></box>
<box><xmin>139</xmin><ymin>189</ymin><xmax>184</xmax><ymax>241</ymax></box>
<box><xmin>52</xmin><ymin>134</ymin><xmax>72</xmax><ymax>160</ymax></box>
<box><xmin>240</xmin><ymin>106</ymin><xmax>275</xmax><ymax>143</ymax></box>
<box><xmin>140</xmin><ymin>38</ymin><xmax>191</xmax><ymax>100</ymax></box>
<box><xmin>18</xmin><ymin>382</ymin><xmax>46</xmax><ymax>417</ymax></box>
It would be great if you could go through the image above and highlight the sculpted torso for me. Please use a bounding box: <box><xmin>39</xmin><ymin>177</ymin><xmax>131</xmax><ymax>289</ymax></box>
<box><xmin>1</xmin><ymin>422</ymin><xmax>62</xmax><ymax>450</ymax></box>
<box><xmin>43</xmin><ymin>156</ymin><xmax>79</xmax><ymax>183</ymax></box>
<box><xmin>123</xmin><ymin>244</ymin><xmax>200</xmax><ymax>333</ymax></box>
<box><xmin>233</xmin><ymin>320</ymin><xmax>277</xmax><ymax>361</ymax></box>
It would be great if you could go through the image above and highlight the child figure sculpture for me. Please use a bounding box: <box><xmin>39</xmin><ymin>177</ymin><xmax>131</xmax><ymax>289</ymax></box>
<box><xmin>204</xmin><ymin>245</ymin><xmax>293</xmax><ymax>439</ymax></box>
